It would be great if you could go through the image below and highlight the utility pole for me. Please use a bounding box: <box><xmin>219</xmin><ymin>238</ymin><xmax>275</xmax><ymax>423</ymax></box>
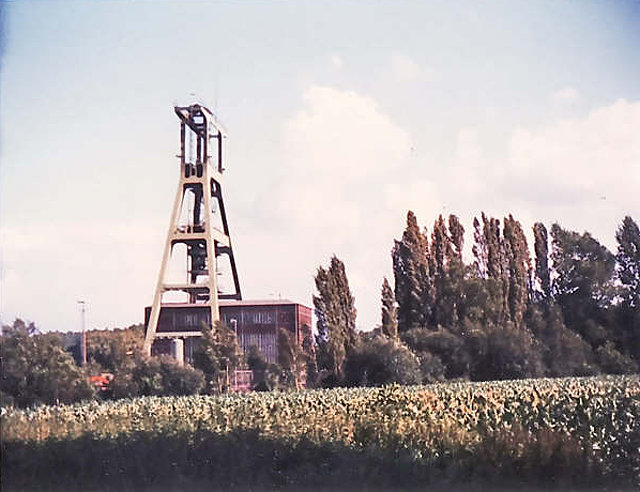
<box><xmin>78</xmin><ymin>300</ymin><xmax>87</xmax><ymax>366</ymax></box>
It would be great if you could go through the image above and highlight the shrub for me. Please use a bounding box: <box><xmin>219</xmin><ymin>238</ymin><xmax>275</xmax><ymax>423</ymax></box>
<box><xmin>1</xmin><ymin>319</ymin><xmax>94</xmax><ymax>407</ymax></box>
<box><xmin>344</xmin><ymin>335</ymin><xmax>421</xmax><ymax>386</ymax></box>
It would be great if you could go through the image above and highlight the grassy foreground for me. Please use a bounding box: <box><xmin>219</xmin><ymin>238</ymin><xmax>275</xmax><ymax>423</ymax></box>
<box><xmin>2</xmin><ymin>376</ymin><xmax>639</xmax><ymax>490</ymax></box>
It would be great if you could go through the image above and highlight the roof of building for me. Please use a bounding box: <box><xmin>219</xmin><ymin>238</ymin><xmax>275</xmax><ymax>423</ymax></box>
<box><xmin>220</xmin><ymin>299</ymin><xmax>296</xmax><ymax>306</ymax></box>
<box><xmin>154</xmin><ymin>299</ymin><xmax>310</xmax><ymax>308</ymax></box>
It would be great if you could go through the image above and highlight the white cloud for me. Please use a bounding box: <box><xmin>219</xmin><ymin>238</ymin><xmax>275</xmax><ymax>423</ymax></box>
<box><xmin>283</xmin><ymin>86</ymin><xmax>412</xmax><ymax>180</ymax></box>
<box><xmin>390</xmin><ymin>53</ymin><xmax>432</xmax><ymax>83</ymax></box>
<box><xmin>506</xmin><ymin>99</ymin><xmax>640</xmax><ymax>203</ymax></box>
<box><xmin>240</xmin><ymin>85</ymin><xmax>434</xmax><ymax>329</ymax></box>
<box><xmin>4</xmin><ymin>84</ymin><xmax>636</xmax><ymax>335</ymax></box>
<box><xmin>492</xmin><ymin>99</ymin><xmax>640</xmax><ymax>248</ymax></box>
<box><xmin>1</xmin><ymin>222</ymin><xmax>164</xmax><ymax>331</ymax></box>
<box><xmin>384</xmin><ymin>180</ymin><xmax>441</xmax><ymax>225</ymax></box>
<box><xmin>552</xmin><ymin>86</ymin><xmax>579</xmax><ymax>104</ymax></box>
<box><xmin>456</xmin><ymin>128</ymin><xmax>482</xmax><ymax>166</ymax></box>
<box><xmin>239</xmin><ymin>98</ymin><xmax>639</xmax><ymax>333</ymax></box>
<box><xmin>330</xmin><ymin>54</ymin><xmax>344</xmax><ymax>70</ymax></box>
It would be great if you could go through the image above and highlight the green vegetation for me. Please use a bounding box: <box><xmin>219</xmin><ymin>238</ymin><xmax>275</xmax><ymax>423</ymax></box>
<box><xmin>314</xmin><ymin>213</ymin><xmax>639</xmax><ymax>387</ymax></box>
<box><xmin>2</xmin><ymin>376</ymin><xmax>638</xmax><ymax>490</ymax></box>
<box><xmin>192</xmin><ymin>321</ymin><xmax>243</xmax><ymax>393</ymax></box>
<box><xmin>0</xmin><ymin>320</ymin><xmax>94</xmax><ymax>407</ymax></box>
<box><xmin>1</xmin><ymin>212</ymin><xmax>639</xmax><ymax>489</ymax></box>
<box><xmin>1</xmin><ymin>320</ymin><xmax>206</xmax><ymax>407</ymax></box>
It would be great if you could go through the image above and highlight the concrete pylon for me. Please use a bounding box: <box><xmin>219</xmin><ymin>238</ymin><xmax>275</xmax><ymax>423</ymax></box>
<box><xmin>143</xmin><ymin>104</ymin><xmax>241</xmax><ymax>357</ymax></box>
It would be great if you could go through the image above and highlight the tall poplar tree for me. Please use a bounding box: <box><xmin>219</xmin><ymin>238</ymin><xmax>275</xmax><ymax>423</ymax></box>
<box><xmin>615</xmin><ymin>216</ymin><xmax>640</xmax><ymax>361</ymax></box>
<box><xmin>392</xmin><ymin>211</ymin><xmax>433</xmax><ymax>331</ymax></box>
<box><xmin>533</xmin><ymin>222</ymin><xmax>551</xmax><ymax>303</ymax></box>
<box><xmin>503</xmin><ymin>215</ymin><xmax>532</xmax><ymax>326</ymax></box>
<box><xmin>381</xmin><ymin>277</ymin><xmax>398</xmax><ymax>339</ymax></box>
<box><xmin>485</xmin><ymin>214</ymin><xmax>505</xmax><ymax>281</ymax></box>
<box><xmin>616</xmin><ymin>216</ymin><xmax>640</xmax><ymax>309</ymax></box>
<box><xmin>431</xmin><ymin>215</ymin><xmax>455</xmax><ymax>326</ymax></box>
<box><xmin>447</xmin><ymin>214</ymin><xmax>466</xmax><ymax>326</ymax></box>
<box><xmin>472</xmin><ymin>215</ymin><xmax>488</xmax><ymax>278</ymax></box>
<box><xmin>471</xmin><ymin>213</ymin><xmax>509</xmax><ymax>324</ymax></box>
<box><xmin>313</xmin><ymin>255</ymin><xmax>357</xmax><ymax>382</ymax></box>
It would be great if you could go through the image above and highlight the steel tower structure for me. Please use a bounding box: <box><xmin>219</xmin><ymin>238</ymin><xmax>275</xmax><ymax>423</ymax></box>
<box><xmin>143</xmin><ymin>104</ymin><xmax>241</xmax><ymax>357</ymax></box>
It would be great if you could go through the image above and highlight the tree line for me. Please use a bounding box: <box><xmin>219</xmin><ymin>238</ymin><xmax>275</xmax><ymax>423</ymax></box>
<box><xmin>2</xmin><ymin>212</ymin><xmax>638</xmax><ymax>406</ymax></box>
<box><xmin>313</xmin><ymin>212</ymin><xmax>640</xmax><ymax>386</ymax></box>
<box><xmin>0</xmin><ymin>318</ymin><xmax>310</xmax><ymax>407</ymax></box>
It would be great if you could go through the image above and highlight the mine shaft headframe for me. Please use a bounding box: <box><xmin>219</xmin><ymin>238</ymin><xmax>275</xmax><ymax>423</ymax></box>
<box><xmin>174</xmin><ymin>104</ymin><xmax>227</xmax><ymax>173</ymax></box>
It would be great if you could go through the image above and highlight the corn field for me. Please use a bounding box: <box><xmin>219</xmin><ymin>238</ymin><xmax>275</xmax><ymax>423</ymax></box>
<box><xmin>2</xmin><ymin>375</ymin><xmax>639</xmax><ymax>490</ymax></box>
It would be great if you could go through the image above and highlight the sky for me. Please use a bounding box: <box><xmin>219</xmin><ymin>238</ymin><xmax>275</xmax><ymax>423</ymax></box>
<box><xmin>1</xmin><ymin>0</ymin><xmax>639</xmax><ymax>333</ymax></box>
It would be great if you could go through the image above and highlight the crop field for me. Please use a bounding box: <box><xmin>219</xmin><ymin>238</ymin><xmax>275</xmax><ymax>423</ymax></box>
<box><xmin>2</xmin><ymin>375</ymin><xmax>639</xmax><ymax>491</ymax></box>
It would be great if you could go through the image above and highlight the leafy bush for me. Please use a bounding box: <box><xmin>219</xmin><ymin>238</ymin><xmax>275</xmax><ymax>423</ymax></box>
<box><xmin>192</xmin><ymin>322</ymin><xmax>243</xmax><ymax>393</ymax></box>
<box><xmin>111</xmin><ymin>355</ymin><xmax>204</xmax><ymax>398</ymax></box>
<box><xmin>1</xmin><ymin>320</ymin><xmax>94</xmax><ymax>408</ymax></box>
<box><xmin>344</xmin><ymin>335</ymin><xmax>421</xmax><ymax>386</ymax></box>
<box><xmin>595</xmin><ymin>341</ymin><xmax>638</xmax><ymax>374</ymax></box>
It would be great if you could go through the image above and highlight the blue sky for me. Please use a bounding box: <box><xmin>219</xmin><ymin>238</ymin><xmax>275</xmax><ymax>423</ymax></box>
<box><xmin>1</xmin><ymin>1</ymin><xmax>639</xmax><ymax>332</ymax></box>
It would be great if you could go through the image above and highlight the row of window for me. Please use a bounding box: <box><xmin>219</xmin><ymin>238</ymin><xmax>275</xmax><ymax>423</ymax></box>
<box><xmin>240</xmin><ymin>333</ymin><xmax>277</xmax><ymax>363</ymax></box>
<box><xmin>158</xmin><ymin>308</ymin><xmax>294</xmax><ymax>332</ymax></box>
<box><xmin>223</xmin><ymin>310</ymin><xmax>293</xmax><ymax>325</ymax></box>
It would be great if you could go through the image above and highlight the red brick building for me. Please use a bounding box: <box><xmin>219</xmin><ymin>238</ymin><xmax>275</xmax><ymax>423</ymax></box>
<box><xmin>144</xmin><ymin>299</ymin><xmax>312</xmax><ymax>364</ymax></box>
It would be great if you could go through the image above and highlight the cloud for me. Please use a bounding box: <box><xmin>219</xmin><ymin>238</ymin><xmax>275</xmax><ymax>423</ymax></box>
<box><xmin>283</xmin><ymin>86</ymin><xmax>412</xmax><ymax>180</ymax></box>
<box><xmin>488</xmin><ymin>98</ymin><xmax>640</xmax><ymax>249</ymax></box>
<box><xmin>1</xmin><ymin>222</ymin><xmax>164</xmax><ymax>331</ymax></box>
<box><xmin>456</xmin><ymin>128</ymin><xmax>482</xmax><ymax>165</ymax></box>
<box><xmin>251</xmin><ymin>92</ymin><xmax>639</xmax><ymax>328</ymax></box>
<box><xmin>552</xmin><ymin>86</ymin><xmax>579</xmax><ymax>104</ymax></box>
<box><xmin>5</xmin><ymin>83</ymin><xmax>636</xmax><ymax>335</ymax></box>
<box><xmin>384</xmin><ymin>180</ymin><xmax>441</xmax><ymax>225</ymax></box>
<box><xmin>240</xmin><ymin>85</ymin><xmax>435</xmax><ymax>329</ymax></box>
<box><xmin>390</xmin><ymin>53</ymin><xmax>432</xmax><ymax>83</ymax></box>
<box><xmin>506</xmin><ymin>99</ymin><xmax>640</xmax><ymax>204</ymax></box>
<box><xmin>330</xmin><ymin>54</ymin><xmax>344</xmax><ymax>70</ymax></box>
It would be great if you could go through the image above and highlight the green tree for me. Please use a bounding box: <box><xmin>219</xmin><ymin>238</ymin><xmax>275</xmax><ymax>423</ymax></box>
<box><xmin>472</xmin><ymin>215</ymin><xmax>488</xmax><ymax>278</ymax></box>
<box><xmin>525</xmin><ymin>304</ymin><xmax>596</xmax><ymax>377</ymax></box>
<box><xmin>277</xmin><ymin>328</ymin><xmax>306</xmax><ymax>389</ymax></box>
<box><xmin>470</xmin><ymin>213</ymin><xmax>508</xmax><ymax>325</ymax></box>
<box><xmin>86</xmin><ymin>325</ymin><xmax>144</xmax><ymax>371</ymax></box>
<box><xmin>246</xmin><ymin>344</ymin><xmax>280</xmax><ymax>391</ymax></box>
<box><xmin>313</xmin><ymin>255</ymin><xmax>357</xmax><ymax>384</ymax></box>
<box><xmin>614</xmin><ymin>216</ymin><xmax>640</xmax><ymax>362</ymax></box>
<box><xmin>111</xmin><ymin>354</ymin><xmax>204</xmax><ymax>398</ymax></box>
<box><xmin>192</xmin><ymin>321</ymin><xmax>243</xmax><ymax>393</ymax></box>
<box><xmin>380</xmin><ymin>277</ymin><xmax>398</xmax><ymax>339</ymax></box>
<box><xmin>1</xmin><ymin>319</ymin><xmax>94</xmax><ymax>407</ymax></box>
<box><xmin>401</xmin><ymin>326</ymin><xmax>471</xmax><ymax>379</ymax></box>
<box><xmin>392</xmin><ymin>211</ymin><xmax>433</xmax><ymax>331</ymax></box>
<box><xmin>344</xmin><ymin>334</ymin><xmax>420</xmax><ymax>386</ymax></box>
<box><xmin>550</xmin><ymin>224</ymin><xmax>616</xmax><ymax>346</ymax></box>
<box><xmin>157</xmin><ymin>356</ymin><xmax>205</xmax><ymax>395</ymax></box>
<box><xmin>446</xmin><ymin>214</ymin><xmax>466</xmax><ymax>326</ymax></box>
<box><xmin>533</xmin><ymin>222</ymin><xmax>551</xmax><ymax>303</ymax></box>
<box><xmin>470</xmin><ymin>322</ymin><xmax>545</xmax><ymax>381</ymax></box>
<box><xmin>594</xmin><ymin>341</ymin><xmax>638</xmax><ymax>374</ymax></box>
<box><xmin>503</xmin><ymin>215</ymin><xmax>532</xmax><ymax>326</ymax></box>
<box><xmin>247</xmin><ymin>344</ymin><xmax>268</xmax><ymax>373</ymax></box>
<box><xmin>301</xmin><ymin>324</ymin><xmax>318</xmax><ymax>388</ymax></box>
<box><xmin>484</xmin><ymin>213</ymin><xmax>505</xmax><ymax>281</ymax></box>
<box><xmin>431</xmin><ymin>214</ymin><xmax>454</xmax><ymax>326</ymax></box>
<box><xmin>616</xmin><ymin>216</ymin><xmax>640</xmax><ymax>308</ymax></box>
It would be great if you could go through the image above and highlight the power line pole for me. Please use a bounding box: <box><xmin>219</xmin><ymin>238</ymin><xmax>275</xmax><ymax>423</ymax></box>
<box><xmin>78</xmin><ymin>300</ymin><xmax>87</xmax><ymax>366</ymax></box>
